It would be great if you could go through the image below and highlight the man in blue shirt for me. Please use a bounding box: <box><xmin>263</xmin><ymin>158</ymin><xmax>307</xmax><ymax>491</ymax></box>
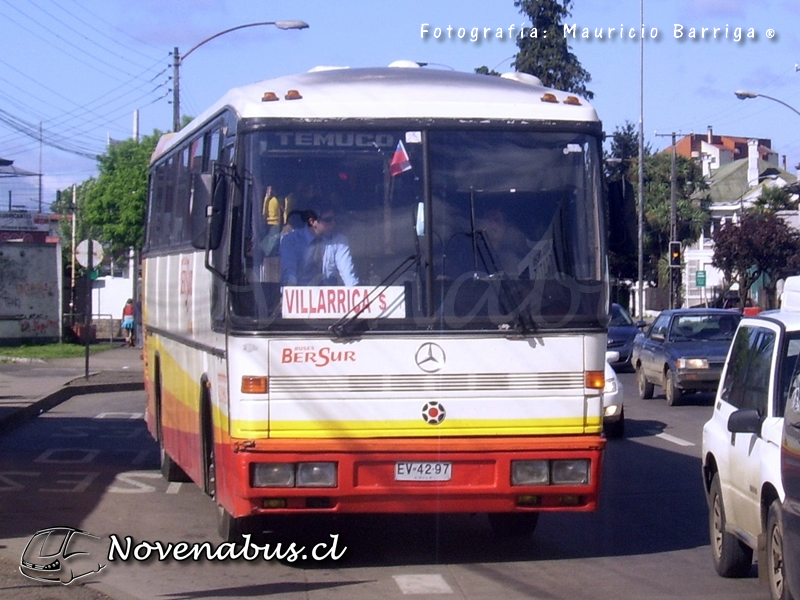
<box><xmin>280</xmin><ymin>203</ymin><xmax>359</xmax><ymax>286</ymax></box>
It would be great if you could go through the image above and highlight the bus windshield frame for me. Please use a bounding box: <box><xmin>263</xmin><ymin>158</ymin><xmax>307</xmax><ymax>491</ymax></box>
<box><xmin>228</xmin><ymin>123</ymin><xmax>607</xmax><ymax>334</ymax></box>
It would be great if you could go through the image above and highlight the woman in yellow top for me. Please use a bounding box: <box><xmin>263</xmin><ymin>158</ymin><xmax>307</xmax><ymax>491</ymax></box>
<box><xmin>260</xmin><ymin>185</ymin><xmax>283</xmax><ymax>256</ymax></box>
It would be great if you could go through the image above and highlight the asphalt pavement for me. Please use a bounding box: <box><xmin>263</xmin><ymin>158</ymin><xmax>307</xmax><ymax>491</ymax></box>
<box><xmin>0</xmin><ymin>343</ymin><xmax>145</xmax><ymax>599</ymax></box>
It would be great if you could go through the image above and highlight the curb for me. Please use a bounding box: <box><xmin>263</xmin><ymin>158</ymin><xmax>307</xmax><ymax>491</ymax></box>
<box><xmin>0</xmin><ymin>378</ymin><xmax>145</xmax><ymax>435</ymax></box>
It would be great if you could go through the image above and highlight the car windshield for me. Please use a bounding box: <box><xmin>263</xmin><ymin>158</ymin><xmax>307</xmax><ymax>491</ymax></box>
<box><xmin>669</xmin><ymin>313</ymin><xmax>740</xmax><ymax>341</ymax></box>
<box><xmin>609</xmin><ymin>304</ymin><xmax>634</xmax><ymax>327</ymax></box>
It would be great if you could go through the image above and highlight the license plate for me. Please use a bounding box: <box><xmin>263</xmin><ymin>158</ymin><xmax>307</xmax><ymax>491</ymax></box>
<box><xmin>395</xmin><ymin>461</ymin><xmax>452</xmax><ymax>481</ymax></box>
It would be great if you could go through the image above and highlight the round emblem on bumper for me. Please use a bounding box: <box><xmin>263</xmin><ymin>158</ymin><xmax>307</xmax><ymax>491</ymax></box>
<box><xmin>421</xmin><ymin>401</ymin><xmax>446</xmax><ymax>425</ymax></box>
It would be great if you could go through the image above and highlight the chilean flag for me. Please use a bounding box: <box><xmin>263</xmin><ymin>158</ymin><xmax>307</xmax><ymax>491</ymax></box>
<box><xmin>389</xmin><ymin>140</ymin><xmax>412</xmax><ymax>176</ymax></box>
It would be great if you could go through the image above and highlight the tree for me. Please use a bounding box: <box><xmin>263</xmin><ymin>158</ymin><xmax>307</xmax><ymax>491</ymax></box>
<box><xmin>750</xmin><ymin>185</ymin><xmax>797</xmax><ymax>215</ymax></box>
<box><xmin>712</xmin><ymin>213</ymin><xmax>800</xmax><ymax>309</ymax></box>
<box><xmin>604</xmin><ymin>122</ymin><xmax>641</xmax><ymax>281</ymax></box>
<box><xmin>603</xmin><ymin>121</ymin><xmax>647</xmax><ymax>181</ymax></box>
<box><xmin>512</xmin><ymin>0</ymin><xmax>593</xmax><ymax>98</ymax></box>
<box><xmin>81</xmin><ymin>132</ymin><xmax>161</xmax><ymax>261</ymax></box>
<box><xmin>641</xmin><ymin>152</ymin><xmax>708</xmax><ymax>247</ymax></box>
<box><xmin>607</xmin><ymin>139</ymin><xmax>708</xmax><ymax>285</ymax></box>
<box><xmin>474</xmin><ymin>66</ymin><xmax>501</xmax><ymax>76</ymax></box>
<box><xmin>632</xmin><ymin>152</ymin><xmax>708</xmax><ymax>287</ymax></box>
<box><xmin>52</xmin><ymin>179</ymin><xmax>96</xmax><ymax>278</ymax></box>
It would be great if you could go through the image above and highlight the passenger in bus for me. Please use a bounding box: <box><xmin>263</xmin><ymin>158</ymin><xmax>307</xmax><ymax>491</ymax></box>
<box><xmin>259</xmin><ymin>185</ymin><xmax>283</xmax><ymax>257</ymax></box>
<box><xmin>282</xmin><ymin>181</ymin><xmax>318</xmax><ymax>234</ymax></box>
<box><xmin>279</xmin><ymin>203</ymin><xmax>360</xmax><ymax>286</ymax></box>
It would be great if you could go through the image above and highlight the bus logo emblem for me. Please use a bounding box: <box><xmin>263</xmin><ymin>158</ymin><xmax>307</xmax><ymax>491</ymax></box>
<box><xmin>421</xmin><ymin>401</ymin><xmax>446</xmax><ymax>425</ymax></box>
<box><xmin>415</xmin><ymin>342</ymin><xmax>446</xmax><ymax>373</ymax></box>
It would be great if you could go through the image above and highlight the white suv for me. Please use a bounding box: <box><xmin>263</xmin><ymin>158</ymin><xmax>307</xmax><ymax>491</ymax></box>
<box><xmin>702</xmin><ymin>279</ymin><xmax>800</xmax><ymax>600</ymax></box>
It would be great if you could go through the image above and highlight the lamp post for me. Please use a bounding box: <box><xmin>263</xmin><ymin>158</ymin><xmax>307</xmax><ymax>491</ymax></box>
<box><xmin>734</xmin><ymin>90</ymin><xmax>800</xmax><ymax>119</ymax></box>
<box><xmin>172</xmin><ymin>20</ymin><xmax>309</xmax><ymax>132</ymax></box>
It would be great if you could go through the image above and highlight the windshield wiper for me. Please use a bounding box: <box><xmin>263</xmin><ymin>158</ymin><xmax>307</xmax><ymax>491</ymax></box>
<box><xmin>328</xmin><ymin>253</ymin><xmax>419</xmax><ymax>339</ymax></box>
<box><xmin>466</xmin><ymin>188</ymin><xmax>534</xmax><ymax>334</ymax></box>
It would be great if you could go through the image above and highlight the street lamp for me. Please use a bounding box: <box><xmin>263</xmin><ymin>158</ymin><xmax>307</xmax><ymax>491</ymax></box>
<box><xmin>172</xmin><ymin>20</ymin><xmax>309</xmax><ymax>132</ymax></box>
<box><xmin>734</xmin><ymin>90</ymin><xmax>800</xmax><ymax>119</ymax></box>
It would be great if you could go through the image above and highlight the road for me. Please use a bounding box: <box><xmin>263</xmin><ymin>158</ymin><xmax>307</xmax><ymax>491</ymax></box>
<box><xmin>0</xmin><ymin>372</ymin><xmax>770</xmax><ymax>599</ymax></box>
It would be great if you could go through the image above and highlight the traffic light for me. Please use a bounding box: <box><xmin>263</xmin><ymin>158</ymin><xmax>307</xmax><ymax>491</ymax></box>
<box><xmin>669</xmin><ymin>241</ymin><xmax>681</xmax><ymax>267</ymax></box>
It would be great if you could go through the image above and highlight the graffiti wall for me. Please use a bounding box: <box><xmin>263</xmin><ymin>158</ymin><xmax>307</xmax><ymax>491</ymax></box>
<box><xmin>0</xmin><ymin>243</ymin><xmax>61</xmax><ymax>345</ymax></box>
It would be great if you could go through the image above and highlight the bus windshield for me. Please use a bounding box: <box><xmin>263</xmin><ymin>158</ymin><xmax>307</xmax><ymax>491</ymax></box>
<box><xmin>231</xmin><ymin>127</ymin><xmax>606</xmax><ymax>333</ymax></box>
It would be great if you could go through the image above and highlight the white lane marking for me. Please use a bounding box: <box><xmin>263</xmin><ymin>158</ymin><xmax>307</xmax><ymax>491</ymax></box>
<box><xmin>108</xmin><ymin>471</ymin><xmax>160</xmax><ymax>493</ymax></box>
<box><xmin>647</xmin><ymin>430</ymin><xmax>695</xmax><ymax>447</ymax></box>
<box><xmin>34</xmin><ymin>448</ymin><xmax>100</xmax><ymax>463</ymax></box>
<box><xmin>393</xmin><ymin>574</ymin><xmax>453</xmax><ymax>595</ymax></box>
<box><xmin>166</xmin><ymin>482</ymin><xmax>182</xmax><ymax>494</ymax></box>
<box><xmin>95</xmin><ymin>412</ymin><xmax>144</xmax><ymax>419</ymax></box>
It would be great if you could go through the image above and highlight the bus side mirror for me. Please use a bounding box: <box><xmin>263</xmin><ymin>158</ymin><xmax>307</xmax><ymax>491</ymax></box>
<box><xmin>190</xmin><ymin>173</ymin><xmax>212</xmax><ymax>249</ymax></box>
<box><xmin>207</xmin><ymin>175</ymin><xmax>228</xmax><ymax>251</ymax></box>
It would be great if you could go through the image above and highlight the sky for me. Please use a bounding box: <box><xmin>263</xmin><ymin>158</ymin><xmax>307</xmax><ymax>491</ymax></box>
<box><xmin>1</xmin><ymin>0</ymin><xmax>800</xmax><ymax>213</ymax></box>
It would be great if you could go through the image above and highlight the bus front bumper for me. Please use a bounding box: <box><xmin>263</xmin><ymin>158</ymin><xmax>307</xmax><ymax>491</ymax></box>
<box><xmin>217</xmin><ymin>436</ymin><xmax>605</xmax><ymax>517</ymax></box>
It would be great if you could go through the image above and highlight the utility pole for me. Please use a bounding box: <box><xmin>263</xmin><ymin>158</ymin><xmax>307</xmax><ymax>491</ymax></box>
<box><xmin>637</xmin><ymin>0</ymin><xmax>644</xmax><ymax>319</ymax></box>
<box><xmin>38</xmin><ymin>122</ymin><xmax>43</xmax><ymax>213</ymax></box>
<box><xmin>70</xmin><ymin>184</ymin><xmax>77</xmax><ymax>325</ymax></box>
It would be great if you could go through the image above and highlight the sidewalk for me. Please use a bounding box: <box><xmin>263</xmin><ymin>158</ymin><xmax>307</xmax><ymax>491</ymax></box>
<box><xmin>0</xmin><ymin>344</ymin><xmax>145</xmax><ymax>434</ymax></box>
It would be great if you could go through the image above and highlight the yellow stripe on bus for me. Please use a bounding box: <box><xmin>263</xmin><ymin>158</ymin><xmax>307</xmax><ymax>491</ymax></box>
<box><xmin>233</xmin><ymin>417</ymin><xmax>602</xmax><ymax>439</ymax></box>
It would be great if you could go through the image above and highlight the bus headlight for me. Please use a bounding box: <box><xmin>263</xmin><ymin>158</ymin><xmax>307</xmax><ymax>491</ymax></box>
<box><xmin>511</xmin><ymin>460</ymin><xmax>550</xmax><ymax>485</ymax></box>
<box><xmin>296</xmin><ymin>462</ymin><xmax>337</xmax><ymax>488</ymax></box>
<box><xmin>252</xmin><ymin>463</ymin><xmax>295</xmax><ymax>487</ymax></box>
<box><xmin>551</xmin><ymin>459</ymin><xmax>590</xmax><ymax>485</ymax></box>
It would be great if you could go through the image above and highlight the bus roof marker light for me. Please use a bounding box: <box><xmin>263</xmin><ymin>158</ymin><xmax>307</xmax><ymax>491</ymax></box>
<box><xmin>262</xmin><ymin>92</ymin><xmax>279</xmax><ymax>102</ymax></box>
<box><xmin>564</xmin><ymin>96</ymin><xmax>581</xmax><ymax>106</ymax></box>
<box><xmin>285</xmin><ymin>90</ymin><xmax>303</xmax><ymax>100</ymax></box>
<box><xmin>541</xmin><ymin>93</ymin><xmax>558</xmax><ymax>103</ymax></box>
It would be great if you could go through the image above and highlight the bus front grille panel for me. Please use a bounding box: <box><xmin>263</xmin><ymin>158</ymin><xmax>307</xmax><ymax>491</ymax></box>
<box><xmin>268</xmin><ymin>373</ymin><xmax>584</xmax><ymax>394</ymax></box>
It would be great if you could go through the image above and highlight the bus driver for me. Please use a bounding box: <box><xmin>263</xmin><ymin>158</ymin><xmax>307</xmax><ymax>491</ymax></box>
<box><xmin>279</xmin><ymin>203</ymin><xmax>360</xmax><ymax>287</ymax></box>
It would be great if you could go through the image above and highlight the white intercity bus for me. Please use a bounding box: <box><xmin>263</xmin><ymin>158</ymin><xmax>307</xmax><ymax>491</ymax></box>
<box><xmin>142</xmin><ymin>61</ymin><xmax>610</xmax><ymax>541</ymax></box>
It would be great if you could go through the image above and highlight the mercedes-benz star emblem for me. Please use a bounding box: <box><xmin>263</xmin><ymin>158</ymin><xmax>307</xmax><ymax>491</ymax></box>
<box><xmin>415</xmin><ymin>342</ymin><xmax>446</xmax><ymax>373</ymax></box>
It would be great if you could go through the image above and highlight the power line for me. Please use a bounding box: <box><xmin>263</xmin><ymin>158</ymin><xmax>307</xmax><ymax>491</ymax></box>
<box><xmin>35</xmin><ymin>0</ymin><xmax>164</xmax><ymax>66</ymax></box>
<box><xmin>0</xmin><ymin>0</ymin><xmax>156</xmax><ymax>83</ymax></box>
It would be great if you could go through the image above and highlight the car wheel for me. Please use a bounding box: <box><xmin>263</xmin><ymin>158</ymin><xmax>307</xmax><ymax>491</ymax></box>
<box><xmin>709</xmin><ymin>473</ymin><xmax>753</xmax><ymax>577</ymax></box>
<box><xmin>766</xmin><ymin>501</ymin><xmax>794</xmax><ymax>600</ymax></box>
<box><xmin>665</xmin><ymin>370</ymin><xmax>683</xmax><ymax>407</ymax></box>
<box><xmin>637</xmin><ymin>365</ymin><xmax>654</xmax><ymax>399</ymax></box>
<box><xmin>604</xmin><ymin>408</ymin><xmax>625</xmax><ymax>439</ymax></box>
<box><xmin>488</xmin><ymin>512</ymin><xmax>539</xmax><ymax>538</ymax></box>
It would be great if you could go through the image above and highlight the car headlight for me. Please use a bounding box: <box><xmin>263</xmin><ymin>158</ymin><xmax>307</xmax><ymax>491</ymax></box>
<box><xmin>604</xmin><ymin>377</ymin><xmax>618</xmax><ymax>394</ymax></box>
<box><xmin>676</xmin><ymin>358</ymin><xmax>709</xmax><ymax>369</ymax></box>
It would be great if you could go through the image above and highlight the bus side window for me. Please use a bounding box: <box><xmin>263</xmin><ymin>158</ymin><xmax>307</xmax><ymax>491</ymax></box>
<box><xmin>190</xmin><ymin>127</ymin><xmax>222</xmax><ymax>250</ymax></box>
